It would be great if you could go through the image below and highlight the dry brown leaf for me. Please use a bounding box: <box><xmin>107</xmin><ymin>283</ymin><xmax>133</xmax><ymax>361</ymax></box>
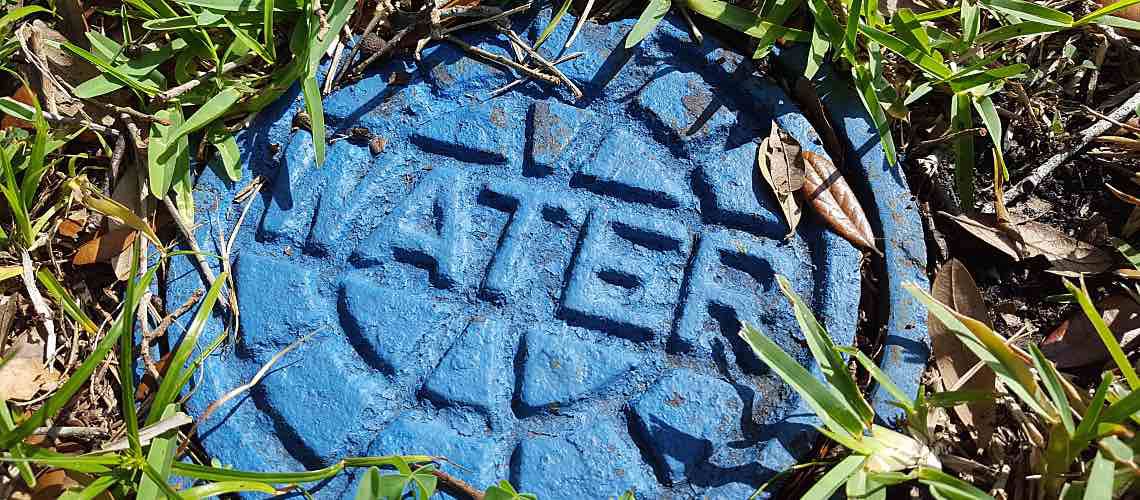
<box><xmin>1041</xmin><ymin>294</ymin><xmax>1140</xmax><ymax>368</ymax></box>
<box><xmin>801</xmin><ymin>151</ymin><xmax>878</xmax><ymax>253</ymax></box>
<box><xmin>0</xmin><ymin>334</ymin><xmax>57</xmax><ymax>401</ymax></box>
<box><xmin>765</xmin><ymin>121</ymin><xmax>805</xmax><ymax>194</ymax></box>
<box><xmin>943</xmin><ymin>212</ymin><xmax>1114</xmax><ymax>275</ymax></box>
<box><xmin>72</xmin><ymin>228</ymin><xmax>137</xmax><ymax>266</ymax></box>
<box><xmin>930</xmin><ymin>259</ymin><xmax>996</xmax><ymax>447</ymax></box>
<box><xmin>756</xmin><ymin>128</ymin><xmax>802</xmax><ymax>234</ymax></box>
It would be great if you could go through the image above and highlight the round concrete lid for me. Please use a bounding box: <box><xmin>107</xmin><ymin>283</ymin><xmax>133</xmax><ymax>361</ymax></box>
<box><xmin>166</xmin><ymin>9</ymin><xmax>928</xmax><ymax>498</ymax></box>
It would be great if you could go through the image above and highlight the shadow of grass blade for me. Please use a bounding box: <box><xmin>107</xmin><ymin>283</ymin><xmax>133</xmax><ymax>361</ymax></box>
<box><xmin>0</xmin><ymin>401</ymin><xmax>35</xmax><ymax>487</ymax></box>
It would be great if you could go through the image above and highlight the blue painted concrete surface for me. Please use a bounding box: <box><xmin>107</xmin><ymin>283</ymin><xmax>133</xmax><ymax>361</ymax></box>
<box><xmin>165</xmin><ymin>7</ymin><xmax>926</xmax><ymax>498</ymax></box>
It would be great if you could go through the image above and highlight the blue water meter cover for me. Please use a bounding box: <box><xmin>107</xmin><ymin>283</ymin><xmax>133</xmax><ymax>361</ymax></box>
<box><xmin>166</xmin><ymin>7</ymin><xmax>929</xmax><ymax>499</ymax></box>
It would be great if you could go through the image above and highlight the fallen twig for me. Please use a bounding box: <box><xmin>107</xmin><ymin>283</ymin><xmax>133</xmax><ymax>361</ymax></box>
<box><xmin>445</xmin><ymin>35</ymin><xmax>560</xmax><ymax>85</ymax></box>
<box><xmin>500</xmin><ymin>28</ymin><xmax>582</xmax><ymax>98</ymax></box>
<box><xmin>1005</xmin><ymin>90</ymin><xmax>1140</xmax><ymax>204</ymax></box>
<box><xmin>483</xmin><ymin>52</ymin><xmax>582</xmax><ymax>101</ymax></box>
<box><xmin>439</xmin><ymin>2</ymin><xmax>531</xmax><ymax>37</ymax></box>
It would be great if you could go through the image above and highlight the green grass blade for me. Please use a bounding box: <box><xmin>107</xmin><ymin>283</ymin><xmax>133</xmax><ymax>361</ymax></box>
<box><xmin>0</xmin><ymin>6</ymin><xmax>50</xmax><ymax>32</ymax></box>
<box><xmin>224</xmin><ymin>16</ymin><xmax>274</xmax><ymax>63</ymax></box>
<box><xmin>738</xmin><ymin>323</ymin><xmax>866</xmax><ymax>440</ymax></box>
<box><xmin>777</xmin><ymin>275</ymin><xmax>874</xmax><ymax>427</ymax></box>
<box><xmin>163</xmin><ymin>87</ymin><xmax>242</xmax><ymax>157</ymax></box>
<box><xmin>625</xmin><ymin>0</ymin><xmax>671</xmax><ymax>48</ymax></box>
<box><xmin>36</xmin><ymin>269</ymin><xmax>98</xmax><ymax>334</ymax></box>
<box><xmin>950</xmin><ymin>92</ymin><xmax>975</xmax><ymax>209</ymax></box>
<box><xmin>753</xmin><ymin>0</ymin><xmax>805</xmax><ymax>58</ymax></box>
<box><xmin>64</xmin><ymin>474</ymin><xmax>118</xmax><ymax>500</ymax></box>
<box><xmin>136</xmin><ymin>404</ymin><xmax>179</xmax><ymax>500</ymax></box>
<box><xmin>845</xmin><ymin>0</ymin><xmax>865</xmax><ymax>58</ymax></box>
<box><xmin>805</xmin><ymin>22</ymin><xmax>829</xmax><ymax>78</ymax></box>
<box><xmin>961</xmin><ymin>0</ymin><xmax>981</xmax><ymax>44</ymax></box>
<box><xmin>1084</xmin><ymin>451</ymin><xmax>1115</xmax><ymax>500</ymax></box>
<box><xmin>0</xmin><ymin>97</ymin><xmax>34</xmax><ymax>121</ymax></box>
<box><xmin>1029</xmin><ymin>344</ymin><xmax>1074</xmax><ymax>433</ymax></box>
<box><xmin>802</xmin><ymin>455</ymin><xmax>866</xmax><ymax>500</ymax></box>
<box><xmin>57</xmin><ymin>41</ymin><xmax>160</xmax><ymax>95</ymax></box>
<box><xmin>181</xmin><ymin>481</ymin><xmax>278</xmax><ymax>499</ymax></box>
<box><xmin>1098</xmin><ymin>14</ymin><xmax>1140</xmax><ymax>30</ymax></box>
<box><xmin>1112</xmin><ymin>237</ymin><xmax>1140</xmax><ymax>271</ymax></box>
<box><xmin>1071</xmin><ymin>371</ymin><xmax>1112</xmax><ymax>455</ymax></box>
<box><xmin>208</xmin><ymin>127</ymin><xmax>242</xmax><ymax>181</ymax></box>
<box><xmin>0</xmin><ymin>269</ymin><xmax>155</xmax><ymax>449</ymax></box>
<box><xmin>119</xmin><ymin>247</ymin><xmax>144</xmax><ymax>456</ymax></box>
<box><xmin>1065</xmin><ymin>279</ymin><xmax>1140</xmax><ymax>390</ymax></box>
<box><xmin>73</xmin><ymin>39</ymin><xmax>186</xmax><ymax>98</ymax></box>
<box><xmin>0</xmin><ymin>401</ymin><xmax>36</xmax><ymax>487</ymax></box>
<box><xmin>1</xmin><ymin>448</ymin><xmax>119</xmax><ymax>474</ymax></box>
<box><xmin>852</xmin><ymin>64</ymin><xmax>897</xmax><ymax>165</ymax></box>
<box><xmin>859</xmin><ymin>24</ymin><xmax>952</xmax><ymax>78</ymax></box>
<box><xmin>917</xmin><ymin>467</ymin><xmax>993</xmax><ymax>499</ymax></box>
<box><xmin>983</xmin><ymin>0</ymin><xmax>1073</xmax><ymax>26</ymax></box>
<box><xmin>20</xmin><ymin>89</ymin><xmax>48</xmax><ymax>210</ymax></box>
<box><xmin>147</xmin><ymin>272</ymin><xmax>227</xmax><ymax>425</ymax></box>
<box><xmin>947</xmin><ymin>65</ymin><xmax>1028</xmax><ymax>94</ymax></box>
<box><xmin>172</xmin><ymin>460</ymin><xmax>344</xmax><ymax>483</ymax></box>
<box><xmin>138</xmin><ymin>460</ymin><xmax>182</xmax><ymax>500</ymax></box>
<box><xmin>892</xmin><ymin>8</ymin><xmax>933</xmax><ymax>54</ymax></box>
<box><xmin>976</xmin><ymin>21</ymin><xmax>1060</xmax><ymax>43</ymax></box>
<box><xmin>685</xmin><ymin>0</ymin><xmax>810</xmax><ymax>41</ymax></box>
<box><xmin>176</xmin><ymin>0</ymin><xmax>305</xmax><ymax>10</ymax></box>
<box><xmin>537</xmin><ymin>0</ymin><xmax>574</xmax><ymax>48</ymax></box>
<box><xmin>1100</xmin><ymin>387</ymin><xmax>1140</xmax><ymax>423</ymax></box>
<box><xmin>148</xmin><ymin>107</ymin><xmax>181</xmax><ymax>198</ymax></box>
<box><xmin>300</xmin><ymin>76</ymin><xmax>326</xmax><ymax>166</ymax></box>
<box><xmin>264</xmin><ymin>0</ymin><xmax>276</xmax><ymax>60</ymax></box>
<box><xmin>838</xmin><ymin>347</ymin><xmax>914</xmax><ymax>414</ymax></box>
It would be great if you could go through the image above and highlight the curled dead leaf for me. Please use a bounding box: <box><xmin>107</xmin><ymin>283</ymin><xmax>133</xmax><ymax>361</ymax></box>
<box><xmin>1042</xmin><ymin>294</ymin><xmax>1140</xmax><ymax>368</ymax></box>
<box><xmin>765</xmin><ymin>122</ymin><xmax>805</xmax><ymax>194</ymax></box>
<box><xmin>930</xmin><ymin>259</ymin><xmax>996</xmax><ymax>447</ymax></box>
<box><xmin>943</xmin><ymin>212</ymin><xmax>1114</xmax><ymax>275</ymax></box>
<box><xmin>756</xmin><ymin>123</ymin><xmax>803</xmax><ymax>235</ymax></box>
<box><xmin>801</xmin><ymin>151</ymin><xmax>879</xmax><ymax>254</ymax></box>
